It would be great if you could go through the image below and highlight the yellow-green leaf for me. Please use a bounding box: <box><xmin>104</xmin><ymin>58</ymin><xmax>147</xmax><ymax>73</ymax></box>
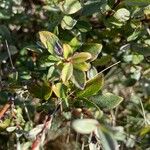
<box><xmin>63</xmin><ymin>44</ymin><xmax>73</xmax><ymax>59</ymax></box>
<box><xmin>61</xmin><ymin>63</ymin><xmax>73</xmax><ymax>83</ymax></box>
<box><xmin>140</xmin><ymin>126</ymin><xmax>150</xmax><ymax>136</ymax></box>
<box><xmin>61</xmin><ymin>16</ymin><xmax>77</xmax><ymax>30</ymax></box>
<box><xmin>69</xmin><ymin>37</ymin><xmax>82</xmax><ymax>52</ymax></box>
<box><xmin>71</xmin><ymin>52</ymin><xmax>92</xmax><ymax>63</ymax></box>
<box><xmin>82</xmin><ymin>43</ymin><xmax>102</xmax><ymax>61</ymax></box>
<box><xmin>52</xmin><ymin>82</ymin><xmax>66</xmax><ymax>98</ymax></box>
<box><xmin>38</xmin><ymin>31</ymin><xmax>62</xmax><ymax>55</ymax></box>
<box><xmin>73</xmin><ymin>62</ymin><xmax>91</xmax><ymax>71</ymax></box>
<box><xmin>0</xmin><ymin>118</ymin><xmax>11</xmax><ymax>131</ymax></box>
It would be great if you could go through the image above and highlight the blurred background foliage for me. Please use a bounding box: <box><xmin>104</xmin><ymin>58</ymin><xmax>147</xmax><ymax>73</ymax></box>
<box><xmin>0</xmin><ymin>0</ymin><xmax>150</xmax><ymax>150</ymax></box>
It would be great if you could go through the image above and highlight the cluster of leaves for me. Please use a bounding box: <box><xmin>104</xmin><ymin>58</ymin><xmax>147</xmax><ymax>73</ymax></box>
<box><xmin>0</xmin><ymin>0</ymin><xmax>150</xmax><ymax>150</ymax></box>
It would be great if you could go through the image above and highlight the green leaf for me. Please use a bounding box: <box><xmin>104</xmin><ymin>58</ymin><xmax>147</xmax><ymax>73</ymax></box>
<box><xmin>82</xmin><ymin>0</ymin><xmax>107</xmax><ymax>16</ymax></box>
<box><xmin>93</xmin><ymin>55</ymin><xmax>112</xmax><ymax>67</ymax></box>
<box><xmin>47</xmin><ymin>65</ymin><xmax>55</xmax><ymax>79</ymax></box>
<box><xmin>48</xmin><ymin>55</ymin><xmax>60</xmax><ymax>62</ymax></box>
<box><xmin>69</xmin><ymin>36</ymin><xmax>82</xmax><ymax>52</ymax></box>
<box><xmin>125</xmin><ymin>0</ymin><xmax>150</xmax><ymax>6</ymax></box>
<box><xmin>8</xmin><ymin>46</ymin><xmax>18</xmax><ymax>56</ymax></box>
<box><xmin>97</xmin><ymin>126</ymin><xmax>119</xmax><ymax>150</ymax></box>
<box><xmin>52</xmin><ymin>82</ymin><xmax>66</xmax><ymax>98</ymax></box>
<box><xmin>61</xmin><ymin>62</ymin><xmax>73</xmax><ymax>83</ymax></box>
<box><xmin>38</xmin><ymin>55</ymin><xmax>54</xmax><ymax>68</ymax></box>
<box><xmin>0</xmin><ymin>25</ymin><xmax>11</xmax><ymax>42</ymax></box>
<box><xmin>59</xmin><ymin>0</ymin><xmax>82</xmax><ymax>15</ymax></box>
<box><xmin>82</xmin><ymin>43</ymin><xmax>103</xmax><ymax>61</ymax></box>
<box><xmin>76</xmin><ymin>20</ymin><xmax>92</xmax><ymax>32</ymax></box>
<box><xmin>132</xmin><ymin>54</ymin><xmax>144</xmax><ymax>64</ymax></box>
<box><xmin>61</xmin><ymin>16</ymin><xmax>77</xmax><ymax>30</ymax></box>
<box><xmin>63</xmin><ymin>44</ymin><xmax>73</xmax><ymax>59</ymax></box>
<box><xmin>71</xmin><ymin>52</ymin><xmax>92</xmax><ymax>63</ymax></box>
<box><xmin>28</xmin><ymin>81</ymin><xmax>52</xmax><ymax>100</ymax></box>
<box><xmin>72</xmin><ymin>119</ymin><xmax>99</xmax><ymax>134</ymax></box>
<box><xmin>38</xmin><ymin>31</ymin><xmax>62</xmax><ymax>55</ymax></box>
<box><xmin>77</xmin><ymin>73</ymin><xmax>104</xmax><ymax>97</ymax></box>
<box><xmin>25</xmin><ymin>45</ymin><xmax>43</xmax><ymax>53</ymax></box>
<box><xmin>114</xmin><ymin>8</ymin><xmax>130</xmax><ymax>22</ymax></box>
<box><xmin>73</xmin><ymin>62</ymin><xmax>91</xmax><ymax>71</ymax></box>
<box><xmin>89</xmin><ymin>93</ymin><xmax>123</xmax><ymax>109</ymax></box>
<box><xmin>127</xmin><ymin>29</ymin><xmax>141</xmax><ymax>42</ymax></box>
<box><xmin>71</xmin><ymin>69</ymin><xmax>86</xmax><ymax>90</ymax></box>
<box><xmin>130</xmin><ymin>43</ymin><xmax>150</xmax><ymax>57</ymax></box>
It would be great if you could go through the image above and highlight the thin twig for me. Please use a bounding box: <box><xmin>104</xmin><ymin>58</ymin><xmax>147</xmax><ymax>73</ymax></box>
<box><xmin>139</xmin><ymin>98</ymin><xmax>148</xmax><ymax>125</ymax></box>
<box><xmin>146</xmin><ymin>26</ymin><xmax>150</xmax><ymax>36</ymax></box>
<box><xmin>5</xmin><ymin>40</ymin><xmax>15</xmax><ymax>70</ymax></box>
<box><xmin>99</xmin><ymin>61</ymin><xmax>121</xmax><ymax>74</ymax></box>
<box><xmin>81</xmin><ymin>140</ymin><xmax>85</xmax><ymax>150</ymax></box>
<box><xmin>66</xmin><ymin>127</ymin><xmax>70</xmax><ymax>144</ymax></box>
<box><xmin>75</xmin><ymin>133</ymin><xmax>79</xmax><ymax>149</ymax></box>
<box><xmin>110</xmin><ymin>110</ymin><xmax>116</xmax><ymax>126</ymax></box>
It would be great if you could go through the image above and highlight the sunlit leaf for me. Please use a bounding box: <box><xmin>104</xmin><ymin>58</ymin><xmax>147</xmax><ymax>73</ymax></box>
<box><xmin>63</xmin><ymin>44</ymin><xmax>73</xmax><ymax>59</ymax></box>
<box><xmin>38</xmin><ymin>31</ymin><xmax>62</xmax><ymax>56</ymax></box>
<box><xmin>52</xmin><ymin>82</ymin><xmax>66</xmax><ymax>98</ymax></box>
<box><xmin>132</xmin><ymin>54</ymin><xmax>144</xmax><ymax>64</ymax></box>
<box><xmin>71</xmin><ymin>52</ymin><xmax>92</xmax><ymax>63</ymax></box>
<box><xmin>82</xmin><ymin>43</ymin><xmax>103</xmax><ymax>61</ymax></box>
<box><xmin>0</xmin><ymin>118</ymin><xmax>11</xmax><ymax>130</ymax></box>
<box><xmin>72</xmin><ymin>119</ymin><xmax>99</xmax><ymax>134</ymax></box>
<box><xmin>59</xmin><ymin>0</ymin><xmax>82</xmax><ymax>15</ymax></box>
<box><xmin>61</xmin><ymin>62</ymin><xmax>73</xmax><ymax>83</ymax></box>
<box><xmin>61</xmin><ymin>16</ymin><xmax>77</xmax><ymax>30</ymax></box>
<box><xmin>69</xmin><ymin>36</ymin><xmax>82</xmax><ymax>52</ymax></box>
<box><xmin>140</xmin><ymin>125</ymin><xmax>150</xmax><ymax>136</ymax></box>
<box><xmin>114</xmin><ymin>8</ymin><xmax>130</xmax><ymax>22</ymax></box>
<box><xmin>73</xmin><ymin>62</ymin><xmax>91</xmax><ymax>71</ymax></box>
